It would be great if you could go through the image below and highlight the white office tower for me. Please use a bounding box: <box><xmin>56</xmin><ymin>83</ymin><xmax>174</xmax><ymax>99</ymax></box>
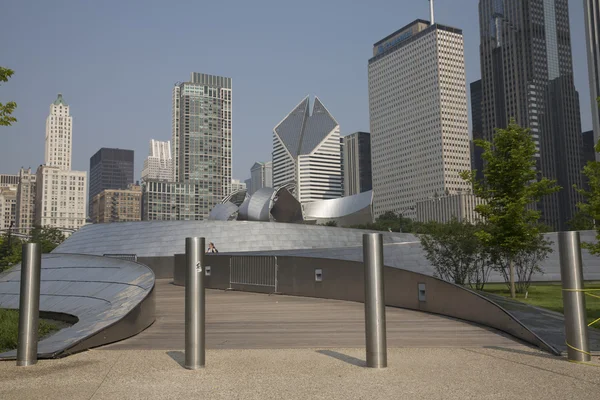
<box><xmin>249</xmin><ymin>161</ymin><xmax>273</xmax><ymax>195</ymax></box>
<box><xmin>36</xmin><ymin>94</ymin><xmax>87</xmax><ymax>230</ymax></box>
<box><xmin>231</xmin><ymin>179</ymin><xmax>246</xmax><ymax>194</ymax></box>
<box><xmin>368</xmin><ymin>20</ymin><xmax>471</xmax><ymax>218</ymax></box>
<box><xmin>45</xmin><ymin>94</ymin><xmax>72</xmax><ymax>170</ymax></box>
<box><xmin>141</xmin><ymin>139</ymin><xmax>173</xmax><ymax>182</ymax></box>
<box><xmin>273</xmin><ymin>96</ymin><xmax>342</xmax><ymax>203</ymax></box>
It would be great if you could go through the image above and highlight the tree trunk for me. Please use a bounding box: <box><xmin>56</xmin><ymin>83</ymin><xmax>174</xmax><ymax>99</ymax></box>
<box><xmin>509</xmin><ymin>258</ymin><xmax>516</xmax><ymax>299</ymax></box>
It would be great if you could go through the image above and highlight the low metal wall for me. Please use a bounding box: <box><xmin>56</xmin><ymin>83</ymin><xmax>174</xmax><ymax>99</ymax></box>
<box><xmin>138</xmin><ymin>256</ymin><xmax>174</xmax><ymax>279</ymax></box>
<box><xmin>172</xmin><ymin>254</ymin><xmax>557</xmax><ymax>354</ymax></box>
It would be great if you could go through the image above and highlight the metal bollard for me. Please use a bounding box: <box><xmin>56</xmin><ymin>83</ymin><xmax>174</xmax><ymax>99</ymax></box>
<box><xmin>17</xmin><ymin>243</ymin><xmax>42</xmax><ymax>367</ymax></box>
<box><xmin>558</xmin><ymin>231</ymin><xmax>591</xmax><ymax>363</ymax></box>
<box><xmin>363</xmin><ymin>233</ymin><xmax>387</xmax><ymax>368</ymax></box>
<box><xmin>185</xmin><ymin>237</ymin><xmax>206</xmax><ymax>369</ymax></box>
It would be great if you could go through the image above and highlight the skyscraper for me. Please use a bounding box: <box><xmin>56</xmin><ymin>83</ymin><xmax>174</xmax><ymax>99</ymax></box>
<box><xmin>249</xmin><ymin>161</ymin><xmax>273</xmax><ymax>195</ymax></box>
<box><xmin>478</xmin><ymin>0</ymin><xmax>584</xmax><ymax>230</ymax></box>
<box><xmin>36</xmin><ymin>94</ymin><xmax>87</xmax><ymax>230</ymax></box>
<box><xmin>141</xmin><ymin>139</ymin><xmax>172</xmax><ymax>182</ymax></box>
<box><xmin>368</xmin><ymin>19</ymin><xmax>472</xmax><ymax>218</ymax></box>
<box><xmin>470</xmin><ymin>80</ymin><xmax>485</xmax><ymax>182</ymax></box>
<box><xmin>272</xmin><ymin>96</ymin><xmax>342</xmax><ymax>203</ymax></box>
<box><xmin>171</xmin><ymin>72</ymin><xmax>232</xmax><ymax>218</ymax></box>
<box><xmin>89</xmin><ymin>148</ymin><xmax>134</xmax><ymax>218</ymax></box>
<box><xmin>343</xmin><ymin>132</ymin><xmax>372</xmax><ymax>196</ymax></box>
<box><xmin>16</xmin><ymin>168</ymin><xmax>36</xmax><ymax>233</ymax></box>
<box><xmin>44</xmin><ymin>94</ymin><xmax>72</xmax><ymax>171</ymax></box>
<box><xmin>584</xmin><ymin>0</ymin><xmax>600</xmax><ymax>148</ymax></box>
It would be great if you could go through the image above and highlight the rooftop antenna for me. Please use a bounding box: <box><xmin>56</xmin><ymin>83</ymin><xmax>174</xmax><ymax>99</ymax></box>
<box><xmin>430</xmin><ymin>0</ymin><xmax>435</xmax><ymax>25</ymax></box>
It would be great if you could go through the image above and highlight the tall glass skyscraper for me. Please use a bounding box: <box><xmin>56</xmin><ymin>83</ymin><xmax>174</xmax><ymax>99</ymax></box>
<box><xmin>89</xmin><ymin>148</ymin><xmax>134</xmax><ymax>217</ymax></box>
<box><xmin>171</xmin><ymin>72</ymin><xmax>232</xmax><ymax>218</ymax></box>
<box><xmin>478</xmin><ymin>0</ymin><xmax>584</xmax><ymax>230</ymax></box>
<box><xmin>584</xmin><ymin>0</ymin><xmax>600</xmax><ymax>149</ymax></box>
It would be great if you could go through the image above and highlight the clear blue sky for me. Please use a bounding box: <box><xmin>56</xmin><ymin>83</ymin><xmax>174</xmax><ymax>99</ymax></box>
<box><xmin>0</xmin><ymin>0</ymin><xmax>593</xmax><ymax>181</ymax></box>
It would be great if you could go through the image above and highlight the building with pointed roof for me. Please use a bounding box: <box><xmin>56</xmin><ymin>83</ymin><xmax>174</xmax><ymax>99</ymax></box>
<box><xmin>272</xmin><ymin>97</ymin><xmax>342</xmax><ymax>204</ymax></box>
<box><xmin>36</xmin><ymin>94</ymin><xmax>87</xmax><ymax>230</ymax></box>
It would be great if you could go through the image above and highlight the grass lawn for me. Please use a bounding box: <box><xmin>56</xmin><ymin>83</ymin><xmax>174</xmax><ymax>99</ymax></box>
<box><xmin>482</xmin><ymin>282</ymin><xmax>600</xmax><ymax>328</ymax></box>
<box><xmin>0</xmin><ymin>309</ymin><xmax>58</xmax><ymax>353</ymax></box>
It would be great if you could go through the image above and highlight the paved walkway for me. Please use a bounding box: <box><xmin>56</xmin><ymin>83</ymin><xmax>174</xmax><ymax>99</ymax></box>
<box><xmin>104</xmin><ymin>279</ymin><xmax>523</xmax><ymax>350</ymax></box>
<box><xmin>2</xmin><ymin>348</ymin><xmax>599</xmax><ymax>399</ymax></box>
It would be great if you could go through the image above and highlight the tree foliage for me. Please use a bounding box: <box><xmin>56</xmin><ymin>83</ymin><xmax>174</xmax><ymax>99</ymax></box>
<box><xmin>461</xmin><ymin>121</ymin><xmax>559</xmax><ymax>297</ymax></box>
<box><xmin>0</xmin><ymin>226</ymin><xmax>66</xmax><ymax>272</ymax></box>
<box><xmin>576</xmin><ymin>140</ymin><xmax>600</xmax><ymax>254</ymax></box>
<box><xmin>29</xmin><ymin>226</ymin><xmax>66</xmax><ymax>254</ymax></box>
<box><xmin>490</xmin><ymin>232</ymin><xmax>551</xmax><ymax>293</ymax></box>
<box><xmin>568</xmin><ymin>210</ymin><xmax>595</xmax><ymax>231</ymax></box>
<box><xmin>0</xmin><ymin>67</ymin><xmax>17</xmax><ymax>126</ymax></box>
<box><xmin>418</xmin><ymin>219</ymin><xmax>491</xmax><ymax>290</ymax></box>
<box><xmin>0</xmin><ymin>234</ymin><xmax>24</xmax><ymax>272</ymax></box>
<box><xmin>351</xmin><ymin>211</ymin><xmax>424</xmax><ymax>233</ymax></box>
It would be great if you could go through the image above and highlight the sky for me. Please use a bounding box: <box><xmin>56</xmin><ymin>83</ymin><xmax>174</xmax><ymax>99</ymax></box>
<box><xmin>0</xmin><ymin>0</ymin><xmax>594</xmax><ymax>182</ymax></box>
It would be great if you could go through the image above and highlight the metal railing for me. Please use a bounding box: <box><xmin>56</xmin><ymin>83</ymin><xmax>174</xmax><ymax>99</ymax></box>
<box><xmin>103</xmin><ymin>254</ymin><xmax>138</xmax><ymax>262</ymax></box>
<box><xmin>229</xmin><ymin>256</ymin><xmax>278</xmax><ymax>293</ymax></box>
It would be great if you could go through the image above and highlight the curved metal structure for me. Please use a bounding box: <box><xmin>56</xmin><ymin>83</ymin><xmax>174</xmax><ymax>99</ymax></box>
<box><xmin>55</xmin><ymin>222</ymin><xmax>600</xmax><ymax>283</ymax></box>
<box><xmin>237</xmin><ymin>196</ymin><xmax>251</xmax><ymax>220</ymax></box>
<box><xmin>221</xmin><ymin>189</ymin><xmax>248</xmax><ymax>207</ymax></box>
<box><xmin>0</xmin><ymin>253</ymin><xmax>155</xmax><ymax>359</ymax></box>
<box><xmin>271</xmin><ymin>187</ymin><xmax>303</xmax><ymax>223</ymax></box>
<box><xmin>208</xmin><ymin>202</ymin><xmax>239</xmax><ymax>221</ymax></box>
<box><xmin>303</xmin><ymin>190</ymin><xmax>373</xmax><ymax>226</ymax></box>
<box><xmin>246</xmin><ymin>188</ymin><xmax>275</xmax><ymax>221</ymax></box>
<box><xmin>55</xmin><ymin>220</ymin><xmax>409</xmax><ymax>257</ymax></box>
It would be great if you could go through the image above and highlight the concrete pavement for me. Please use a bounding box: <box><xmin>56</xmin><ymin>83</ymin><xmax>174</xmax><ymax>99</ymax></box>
<box><xmin>1</xmin><ymin>347</ymin><xmax>599</xmax><ymax>400</ymax></box>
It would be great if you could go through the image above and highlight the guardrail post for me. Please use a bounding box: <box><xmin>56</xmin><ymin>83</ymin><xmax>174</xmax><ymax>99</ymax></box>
<box><xmin>185</xmin><ymin>237</ymin><xmax>205</xmax><ymax>369</ymax></box>
<box><xmin>17</xmin><ymin>243</ymin><xmax>42</xmax><ymax>367</ymax></box>
<box><xmin>558</xmin><ymin>231</ymin><xmax>591</xmax><ymax>363</ymax></box>
<box><xmin>363</xmin><ymin>233</ymin><xmax>387</xmax><ymax>368</ymax></box>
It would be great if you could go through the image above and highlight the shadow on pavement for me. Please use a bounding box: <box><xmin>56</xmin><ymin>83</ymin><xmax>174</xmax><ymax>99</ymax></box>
<box><xmin>166</xmin><ymin>351</ymin><xmax>185</xmax><ymax>368</ymax></box>
<box><xmin>483</xmin><ymin>346</ymin><xmax>562</xmax><ymax>361</ymax></box>
<box><xmin>316</xmin><ymin>350</ymin><xmax>366</xmax><ymax>367</ymax></box>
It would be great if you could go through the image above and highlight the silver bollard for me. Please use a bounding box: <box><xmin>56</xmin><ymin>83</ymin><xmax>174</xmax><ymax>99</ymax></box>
<box><xmin>558</xmin><ymin>231</ymin><xmax>591</xmax><ymax>363</ymax></box>
<box><xmin>17</xmin><ymin>243</ymin><xmax>42</xmax><ymax>367</ymax></box>
<box><xmin>185</xmin><ymin>237</ymin><xmax>205</xmax><ymax>369</ymax></box>
<box><xmin>363</xmin><ymin>233</ymin><xmax>387</xmax><ymax>368</ymax></box>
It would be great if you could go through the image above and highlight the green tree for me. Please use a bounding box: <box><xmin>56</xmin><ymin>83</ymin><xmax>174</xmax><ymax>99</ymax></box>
<box><xmin>575</xmin><ymin>140</ymin><xmax>600</xmax><ymax>254</ymax></box>
<box><xmin>568</xmin><ymin>210</ymin><xmax>595</xmax><ymax>231</ymax></box>
<box><xmin>461</xmin><ymin>121</ymin><xmax>560</xmax><ymax>298</ymax></box>
<box><xmin>0</xmin><ymin>67</ymin><xmax>17</xmax><ymax>126</ymax></box>
<box><xmin>0</xmin><ymin>233</ymin><xmax>23</xmax><ymax>272</ymax></box>
<box><xmin>575</xmin><ymin>98</ymin><xmax>600</xmax><ymax>252</ymax></box>
<box><xmin>418</xmin><ymin>219</ymin><xmax>491</xmax><ymax>289</ymax></box>
<box><xmin>29</xmin><ymin>226</ymin><xmax>66</xmax><ymax>254</ymax></box>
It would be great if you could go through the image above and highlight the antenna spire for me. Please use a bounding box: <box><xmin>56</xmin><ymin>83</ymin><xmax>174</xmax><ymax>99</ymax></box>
<box><xmin>430</xmin><ymin>0</ymin><xmax>435</xmax><ymax>25</ymax></box>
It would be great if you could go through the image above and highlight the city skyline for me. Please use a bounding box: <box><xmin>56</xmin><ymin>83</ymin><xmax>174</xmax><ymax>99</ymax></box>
<box><xmin>0</xmin><ymin>1</ymin><xmax>594</xmax><ymax>182</ymax></box>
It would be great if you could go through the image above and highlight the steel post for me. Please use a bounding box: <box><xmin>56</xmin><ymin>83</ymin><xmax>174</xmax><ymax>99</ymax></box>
<box><xmin>185</xmin><ymin>237</ymin><xmax>205</xmax><ymax>369</ymax></box>
<box><xmin>363</xmin><ymin>233</ymin><xmax>387</xmax><ymax>368</ymax></box>
<box><xmin>16</xmin><ymin>243</ymin><xmax>42</xmax><ymax>367</ymax></box>
<box><xmin>558</xmin><ymin>231</ymin><xmax>591</xmax><ymax>362</ymax></box>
